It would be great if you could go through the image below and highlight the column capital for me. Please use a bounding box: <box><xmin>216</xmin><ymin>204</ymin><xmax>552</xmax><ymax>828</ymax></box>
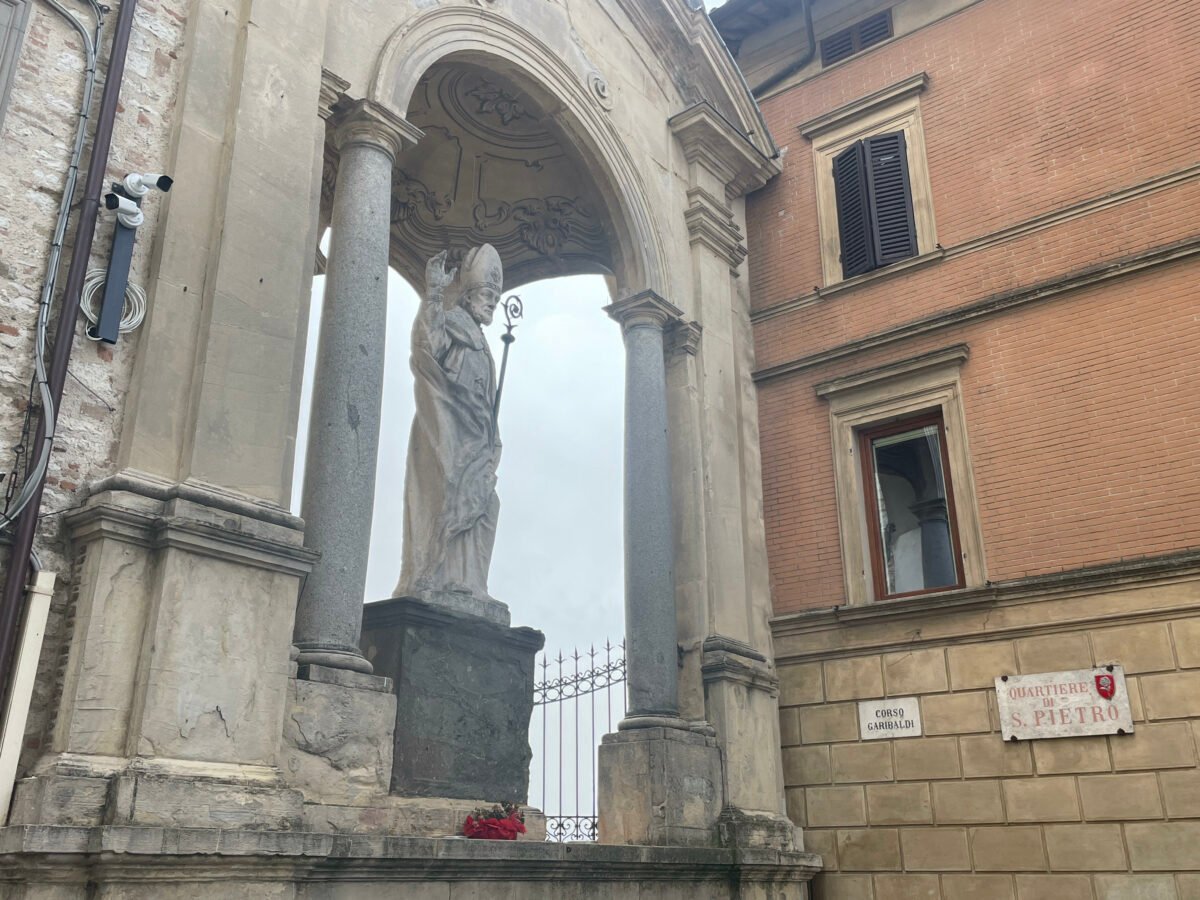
<box><xmin>318</xmin><ymin>69</ymin><xmax>351</xmax><ymax>121</ymax></box>
<box><xmin>332</xmin><ymin>99</ymin><xmax>424</xmax><ymax>161</ymax></box>
<box><xmin>604</xmin><ymin>290</ymin><xmax>683</xmax><ymax>331</ymax></box>
<box><xmin>666</xmin><ymin>319</ymin><xmax>703</xmax><ymax>357</ymax></box>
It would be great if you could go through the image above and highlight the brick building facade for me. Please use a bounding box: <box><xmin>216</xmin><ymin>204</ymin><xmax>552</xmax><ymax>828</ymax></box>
<box><xmin>715</xmin><ymin>0</ymin><xmax>1200</xmax><ymax>895</ymax></box>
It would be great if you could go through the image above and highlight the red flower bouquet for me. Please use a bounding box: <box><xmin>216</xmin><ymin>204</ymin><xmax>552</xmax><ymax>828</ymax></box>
<box><xmin>462</xmin><ymin>802</ymin><xmax>526</xmax><ymax>840</ymax></box>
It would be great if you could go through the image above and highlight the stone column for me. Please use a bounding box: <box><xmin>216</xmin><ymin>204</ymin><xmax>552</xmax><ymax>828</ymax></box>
<box><xmin>605</xmin><ymin>291</ymin><xmax>686</xmax><ymax>723</ymax></box>
<box><xmin>293</xmin><ymin>100</ymin><xmax>420</xmax><ymax>674</ymax></box>
<box><xmin>599</xmin><ymin>293</ymin><xmax>725</xmax><ymax>847</ymax></box>
<box><xmin>912</xmin><ymin>497</ymin><xmax>956</xmax><ymax>586</ymax></box>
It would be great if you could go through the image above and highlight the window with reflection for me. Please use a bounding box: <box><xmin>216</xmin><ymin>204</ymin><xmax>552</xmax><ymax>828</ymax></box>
<box><xmin>859</xmin><ymin>412</ymin><xmax>964</xmax><ymax>599</ymax></box>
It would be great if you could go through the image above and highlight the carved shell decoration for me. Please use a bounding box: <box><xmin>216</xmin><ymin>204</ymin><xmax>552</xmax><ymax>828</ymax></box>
<box><xmin>587</xmin><ymin>71</ymin><xmax>614</xmax><ymax>111</ymax></box>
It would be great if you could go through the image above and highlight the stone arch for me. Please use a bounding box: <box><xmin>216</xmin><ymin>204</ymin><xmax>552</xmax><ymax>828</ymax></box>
<box><xmin>368</xmin><ymin>5</ymin><xmax>668</xmax><ymax>299</ymax></box>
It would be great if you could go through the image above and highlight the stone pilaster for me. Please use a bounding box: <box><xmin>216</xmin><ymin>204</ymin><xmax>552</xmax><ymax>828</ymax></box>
<box><xmin>293</xmin><ymin>101</ymin><xmax>422</xmax><ymax>675</ymax></box>
<box><xmin>10</xmin><ymin>472</ymin><xmax>312</xmax><ymax>830</ymax></box>
<box><xmin>667</xmin><ymin>103</ymin><xmax>796</xmax><ymax>849</ymax></box>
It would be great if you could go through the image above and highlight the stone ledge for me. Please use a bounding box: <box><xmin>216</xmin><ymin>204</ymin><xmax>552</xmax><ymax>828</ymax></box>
<box><xmin>772</xmin><ymin>548</ymin><xmax>1200</xmax><ymax>659</ymax></box>
<box><xmin>0</xmin><ymin>825</ymin><xmax>823</xmax><ymax>881</ymax></box>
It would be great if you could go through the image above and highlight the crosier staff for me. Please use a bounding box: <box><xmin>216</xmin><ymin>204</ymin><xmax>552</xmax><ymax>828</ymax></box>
<box><xmin>492</xmin><ymin>294</ymin><xmax>523</xmax><ymax>423</ymax></box>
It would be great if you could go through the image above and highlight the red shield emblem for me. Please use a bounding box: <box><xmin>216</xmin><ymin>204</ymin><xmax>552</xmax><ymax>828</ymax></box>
<box><xmin>1095</xmin><ymin>674</ymin><xmax>1116</xmax><ymax>700</ymax></box>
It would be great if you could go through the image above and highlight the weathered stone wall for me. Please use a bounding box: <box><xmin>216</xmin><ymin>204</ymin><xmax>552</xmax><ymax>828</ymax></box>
<box><xmin>0</xmin><ymin>0</ymin><xmax>189</xmax><ymax>771</ymax></box>
<box><xmin>774</xmin><ymin>570</ymin><xmax>1200</xmax><ymax>898</ymax></box>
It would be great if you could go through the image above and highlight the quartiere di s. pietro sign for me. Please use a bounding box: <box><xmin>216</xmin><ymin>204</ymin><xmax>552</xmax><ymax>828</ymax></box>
<box><xmin>995</xmin><ymin>666</ymin><xmax>1134</xmax><ymax>741</ymax></box>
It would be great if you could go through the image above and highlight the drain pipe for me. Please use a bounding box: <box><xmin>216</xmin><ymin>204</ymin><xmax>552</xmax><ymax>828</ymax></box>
<box><xmin>0</xmin><ymin>0</ymin><xmax>139</xmax><ymax>713</ymax></box>
<box><xmin>751</xmin><ymin>0</ymin><xmax>816</xmax><ymax>97</ymax></box>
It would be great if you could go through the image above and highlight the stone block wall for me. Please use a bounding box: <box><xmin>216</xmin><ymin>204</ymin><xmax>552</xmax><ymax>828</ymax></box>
<box><xmin>774</xmin><ymin>573</ymin><xmax>1200</xmax><ymax>899</ymax></box>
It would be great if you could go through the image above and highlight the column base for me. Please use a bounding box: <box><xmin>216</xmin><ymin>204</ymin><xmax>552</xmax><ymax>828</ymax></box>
<box><xmin>702</xmin><ymin>634</ymin><xmax>799</xmax><ymax>851</ymax></box>
<box><xmin>13</xmin><ymin>473</ymin><xmax>314</xmax><ymax>833</ymax></box>
<box><xmin>294</xmin><ymin>643</ymin><xmax>375</xmax><ymax>674</ymax></box>
<box><xmin>618</xmin><ymin>713</ymin><xmax>694</xmax><ymax>731</ymax></box>
<box><xmin>282</xmin><ymin>664</ymin><xmax>396</xmax><ymax>806</ymax></box>
<box><xmin>598</xmin><ymin>725</ymin><xmax>724</xmax><ymax>847</ymax></box>
<box><xmin>717</xmin><ymin>807</ymin><xmax>802</xmax><ymax>852</ymax></box>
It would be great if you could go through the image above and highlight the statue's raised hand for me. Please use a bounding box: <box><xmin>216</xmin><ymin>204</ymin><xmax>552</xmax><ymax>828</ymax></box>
<box><xmin>426</xmin><ymin>250</ymin><xmax>457</xmax><ymax>296</ymax></box>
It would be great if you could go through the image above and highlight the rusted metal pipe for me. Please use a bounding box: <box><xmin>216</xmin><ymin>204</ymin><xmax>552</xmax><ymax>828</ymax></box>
<box><xmin>0</xmin><ymin>0</ymin><xmax>140</xmax><ymax>714</ymax></box>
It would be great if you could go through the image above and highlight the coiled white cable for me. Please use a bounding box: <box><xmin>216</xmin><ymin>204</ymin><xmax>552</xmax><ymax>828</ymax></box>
<box><xmin>80</xmin><ymin>267</ymin><xmax>146</xmax><ymax>339</ymax></box>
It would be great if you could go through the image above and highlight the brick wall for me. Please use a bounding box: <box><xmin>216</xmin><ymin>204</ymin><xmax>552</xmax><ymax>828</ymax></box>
<box><xmin>749</xmin><ymin>0</ymin><xmax>1200</xmax><ymax>313</ymax></box>
<box><xmin>775</xmin><ymin>584</ymin><xmax>1200</xmax><ymax>898</ymax></box>
<box><xmin>0</xmin><ymin>0</ymin><xmax>188</xmax><ymax>767</ymax></box>
<box><xmin>749</xmin><ymin>0</ymin><xmax>1200</xmax><ymax>614</ymax></box>
<box><xmin>759</xmin><ymin>262</ymin><xmax>1200</xmax><ymax>614</ymax></box>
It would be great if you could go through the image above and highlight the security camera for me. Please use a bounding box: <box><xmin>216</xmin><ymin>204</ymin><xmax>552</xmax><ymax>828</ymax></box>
<box><xmin>104</xmin><ymin>192</ymin><xmax>144</xmax><ymax>229</ymax></box>
<box><xmin>122</xmin><ymin>173</ymin><xmax>173</xmax><ymax>198</ymax></box>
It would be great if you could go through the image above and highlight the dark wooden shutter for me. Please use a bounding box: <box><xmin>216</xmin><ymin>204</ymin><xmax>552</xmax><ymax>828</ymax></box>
<box><xmin>858</xmin><ymin>11</ymin><xmax>894</xmax><ymax>49</ymax></box>
<box><xmin>864</xmin><ymin>131</ymin><xmax>918</xmax><ymax>265</ymax></box>
<box><xmin>820</xmin><ymin>29</ymin><xmax>856</xmax><ymax>66</ymax></box>
<box><xmin>820</xmin><ymin>10</ymin><xmax>894</xmax><ymax>67</ymax></box>
<box><xmin>833</xmin><ymin>142</ymin><xmax>876</xmax><ymax>279</ymax></box>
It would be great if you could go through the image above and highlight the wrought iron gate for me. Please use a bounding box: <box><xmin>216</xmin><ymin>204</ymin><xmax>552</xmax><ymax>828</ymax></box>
<box><xmin>530</xmin><ymin>640</ymin><xmax>626</xmax><ymax>842</ymax></box>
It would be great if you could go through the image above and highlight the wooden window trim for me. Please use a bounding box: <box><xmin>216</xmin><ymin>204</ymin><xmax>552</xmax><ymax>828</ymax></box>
<box><xmin>858</xmin><ymin>411</ymin><xmax>967</xmax><ymax>601</ymax></box>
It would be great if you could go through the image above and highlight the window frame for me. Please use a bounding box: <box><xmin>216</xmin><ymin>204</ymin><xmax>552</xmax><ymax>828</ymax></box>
<box><xmin>816</xmin><ymin>345</ymin><xmax>986</xmax><ymax>606</ymax></box>
<box><xmin>858</xmin><ymin>410</ymin><xmax>967</xmax><ymax>601</ymax></box>
<box><xmin>800</xmin><ymin>73</ymin><xmax>937</xmax><ymax>287</ymax></box>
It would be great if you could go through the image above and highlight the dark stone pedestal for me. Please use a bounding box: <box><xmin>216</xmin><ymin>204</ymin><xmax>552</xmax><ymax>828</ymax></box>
<box><xmin>361</xmin><ymin>597</ymin><xmax>544</xmax><ymax>802</ymax></box>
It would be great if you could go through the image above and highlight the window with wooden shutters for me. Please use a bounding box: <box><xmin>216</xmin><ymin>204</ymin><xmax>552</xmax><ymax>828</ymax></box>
<box><xmin>832</xmin><ymin>130</ymin><xmax>918</xmax><ymax>279</ymax></box>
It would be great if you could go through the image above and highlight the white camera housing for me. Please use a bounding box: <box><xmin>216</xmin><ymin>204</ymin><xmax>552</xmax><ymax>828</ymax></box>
<box><xmin>104</xmin><ymin>192</ymin><xmax>144</xmax><ymax>229</ymax></box>
<box><xmin>122</xmin><ymin>173</ymin><xmax>173</xmax><ymax>198</ymax></box>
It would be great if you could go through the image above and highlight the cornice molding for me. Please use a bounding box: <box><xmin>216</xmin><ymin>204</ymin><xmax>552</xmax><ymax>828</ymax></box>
<box><xmin>666</xmin><ymin>320</ymin><xmax>703</xmax><ymax>357</ymax></box>
<box><xmin>753</xmin><ymin>235</ymin><xmax>1200</xmax><ymax>384</ymax></box>
<box><xmin>670</xmin><ymin>101</ymin><xmax>781</xmax><ymax>199</ymax></box>
<box><xmin>318</xmin><ymin>69</ymin><xmax>350</xmax><ymax>121</ymax></box>
<box><xmin>815</xmin><ymin>345</ymin><xmax>969</xmax><ymax>400</ymax></box>
<box><xmin>770</xmin><ymin>549</ymin><xmax>1200</xmax><ymax>660</ymax></box>
<box><xmin>683</xmin><ymin>196</ymin><xmax>748</xmax><ymax>267</ymax></box>
<box><xmin>798</xmin><ymin>72</ymin><xmax>929</xmax><ymax>139</ymax></box>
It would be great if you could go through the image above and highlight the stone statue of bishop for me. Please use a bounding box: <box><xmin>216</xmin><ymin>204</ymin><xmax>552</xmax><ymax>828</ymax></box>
<box><xmin>395</xmin><ymin>245</ymin><xmax>504</xmax><ymax>619</ymax></box>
